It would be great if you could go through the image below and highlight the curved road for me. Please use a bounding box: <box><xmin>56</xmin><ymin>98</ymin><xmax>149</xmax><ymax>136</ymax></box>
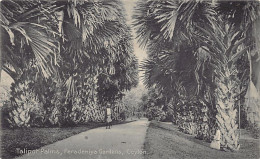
<box><xmin>16</xmin><ymin>118</ymin><xmax>150</xmax><ymax>159</ymax></box>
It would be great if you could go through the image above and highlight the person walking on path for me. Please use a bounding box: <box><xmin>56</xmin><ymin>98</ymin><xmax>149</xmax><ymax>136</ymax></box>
<box><xmin>106</xmin><ymin>106</ymin><xmax>112</xmax><ymax>129</ymax></box>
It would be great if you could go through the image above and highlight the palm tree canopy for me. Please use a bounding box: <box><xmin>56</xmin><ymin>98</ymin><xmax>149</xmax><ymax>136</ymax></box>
<box><xmin>1</xmin><ymin>0</ymin><xmax>60</xmax><ymax>79</ymax></box>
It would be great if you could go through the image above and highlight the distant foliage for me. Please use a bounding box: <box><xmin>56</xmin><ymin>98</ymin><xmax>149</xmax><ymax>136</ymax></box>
<box><xmin>146</xmin><ymin>107</ymin><xmax>166</xmax><ymax>121</ymax></box>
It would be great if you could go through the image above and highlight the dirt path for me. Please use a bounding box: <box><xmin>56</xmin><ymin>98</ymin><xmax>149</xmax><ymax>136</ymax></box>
<box><xmin>15</xmin><ymin>119</ymin><xmax>150</xmax><ymax>159</ymax></box>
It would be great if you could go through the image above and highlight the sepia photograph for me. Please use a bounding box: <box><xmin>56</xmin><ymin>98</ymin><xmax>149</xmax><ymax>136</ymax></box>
<box><xmin>0</xmin><ymin>0</ymin><xmax>259</xmax><ymax>159</ymax></box>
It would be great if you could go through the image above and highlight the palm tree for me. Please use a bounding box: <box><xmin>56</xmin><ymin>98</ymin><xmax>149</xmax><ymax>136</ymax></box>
<box><xmin>47</xmin><ymin>0</ymin><xmax>138</xmax><ymax>125</ymax></box>
<box><xmin>134</xmin><ymin>0</ymin><xmax>217</xmax><ymax>141</ymax></box>
<box><xmin>133</xmin><ymin>0</ymin><xmax>259</xmax><ymax>151</ymax></box>
<box><xmin>216</xmin><ymin>1</ymin><xmax>260</xmax><ymax>138</ymax></box>
<box><xmin>97</xmin><ymin>33</ymin><xmax>139</xmax><ymax>106</ymax></box>
<box><xmin>133</xmin><ymin>0</ymin><xmax>216</xmax><ymax>98</ymax></box>
<box><xmin>2</xmin><ymin>0</ymin><xmax>138</xmax><ymax>127</ymax></box>
<box><xmin>57</xmin><ymin>0</ymin><xmax>138</xmax><ymax>123</ymax></box>
<box><xmin>1</xmin><ymin>0</ymin><xmax>61</xmax><ymax>127</ymax></box>
<box><xmin>205</xmin><ymin>1</ymin><xmax>259</xmax><ymax>150</ymax></box>
<box><xmin>0</xmin><ymin>0</ymin><xmax>60</xmax><ymax>80</ymax></box>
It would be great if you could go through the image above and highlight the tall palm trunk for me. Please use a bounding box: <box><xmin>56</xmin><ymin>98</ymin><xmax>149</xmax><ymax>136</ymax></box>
<box><xmin>245</xmin><ymin>17</ymin><xmax>260</xmax><ymax>129</ymax></box>
<box><xmin>8</xmin><ymin>77</ymin><xmax>40</xmax><ymax>127</ymax></box>
<box><xmin>215</xmin><ymin>62</ymin><xmax>240</xmax><ymax>151</ymax></box>
<box><xmin>245</xmin><ymin>47</ymin><xmax>260</xmax><ymax>136</ymax></box>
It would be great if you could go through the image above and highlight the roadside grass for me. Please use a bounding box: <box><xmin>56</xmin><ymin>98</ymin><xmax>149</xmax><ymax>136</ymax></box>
<box><xmin>0</xmin><ymin>120</ymin><xmax>134</xmax><ymax>159</ymax></box>
<box><xmin>144</xmin><ymin>121</ymin><xmax>260</xmax><ymax>159</ymax></box>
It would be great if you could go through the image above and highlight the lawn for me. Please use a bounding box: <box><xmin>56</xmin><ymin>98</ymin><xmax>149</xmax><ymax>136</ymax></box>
<box><xmin>144</xmin><ymin>121</ymin><xmax>260</xmax><ymax>159</ymax></box>
<box><xmin>0</xmin><ymin>120</ymin><xmax>133</xmax><ymax>159</ymax></box>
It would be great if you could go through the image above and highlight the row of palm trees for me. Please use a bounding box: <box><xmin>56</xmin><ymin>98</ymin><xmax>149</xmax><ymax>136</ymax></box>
<box><xmin>133</xmin><ymin>0</ymin><xmax>259</xmax><ymax>151</ymax></box>
<box><xmin>1</xmin><ymin>0</ymin><xmax>138</xmax><ymax>127</ymax></box>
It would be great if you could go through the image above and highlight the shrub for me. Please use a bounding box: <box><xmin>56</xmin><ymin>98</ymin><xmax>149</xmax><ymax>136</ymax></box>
<box><xmin>247</xmin><ymin>122</ymin><xmax>260</xmax><ymax>139</ymax></box>
<box><xmin>120</xmin><ymin>111</ymin><xmax>127</xmax><ymax>120</ymax></box>
<box><xmin>162</xmin><ymin>110</ymin><xmax>174</xmax><ymax>122</ymax></box>
<box><xmin>1</xmin><ymin>101</ymin><xmax>12</xmax><ymax>128</ymax></box>
<box><xmin>146</xmin><ymin>107</ymin><xmax>166</xmax><ymax>121</ymax></box>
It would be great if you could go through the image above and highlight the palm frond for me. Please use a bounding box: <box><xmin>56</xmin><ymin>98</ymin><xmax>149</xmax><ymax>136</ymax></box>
<box><xmin>1</xmin><ymin>1</ymin><xmax>60</xmax><ymax>79</ymax></box>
